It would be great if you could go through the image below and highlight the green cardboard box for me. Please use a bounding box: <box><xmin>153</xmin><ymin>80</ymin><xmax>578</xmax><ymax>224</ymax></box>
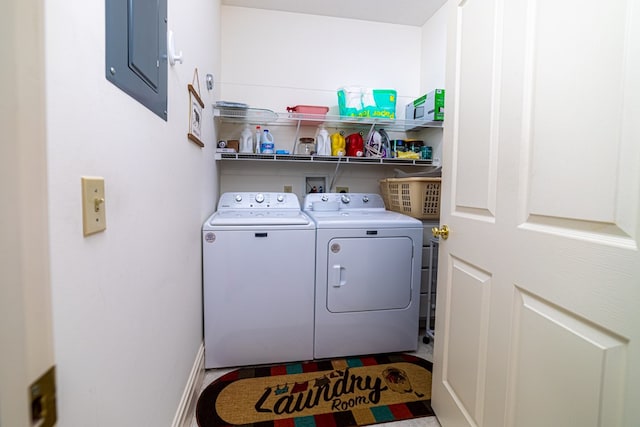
<box><xmin>406</xmin><ymin>89</ymin><xmax>445</xmax><ymax>123</ymax></box>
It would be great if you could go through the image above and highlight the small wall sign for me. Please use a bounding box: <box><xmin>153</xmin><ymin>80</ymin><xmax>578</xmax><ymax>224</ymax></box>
<box><xmin>187</xmin><ymin>68</ymin><xmax>205</xmax><ymax>147</ymax></box>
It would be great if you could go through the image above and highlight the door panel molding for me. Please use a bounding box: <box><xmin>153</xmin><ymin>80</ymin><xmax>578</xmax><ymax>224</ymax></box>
<box><xmin>506</xmin><ymin>287</ymin><xmax>627</xmax><ymax>427</ymax></box>
<box><xmin>518</xmin><ymin>0</ymin><xmax>637</xmax><ymax>230</ymax></box>
<box><xmin>519</xmin><ymin>215</ymin><xmax>637</xmax><ymax>250</ymax></box>
<box><xmin>441</xmin><ymin>256</ymin><xmax>492</xmax><ymax>426</ymax></box>
<box><xmin>451</xmin><ymin>0</ymin><xmax>503</xmax><ymax>220</ymax></box>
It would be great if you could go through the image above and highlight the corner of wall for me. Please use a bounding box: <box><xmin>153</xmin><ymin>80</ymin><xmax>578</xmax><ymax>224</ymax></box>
<box><xmin>171</xmin><ymin>343</ymin><xmax>205</xmax><ymax>427</ymax></box>
<box><xmin>420</xmin><ymin>3</ymin><xmax>448</xmax><ymax>93</ymax></box>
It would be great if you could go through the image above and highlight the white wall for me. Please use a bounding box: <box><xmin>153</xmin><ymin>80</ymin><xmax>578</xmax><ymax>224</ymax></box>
<box><xmin>420</xmin><ymin>3</ymin><xmax>448</xmax><ymax>93</ymax></box>
<box><xmin>220</xmin><ymin>6</ymin><xmax>422</xmax><ymax>115</ymax></box>
<box><xmin>419</xmin><ymin>3</ymin><xmax>448</xmax><ymax>165</ymax></box>
<box><xmin>44</xmin><ymin>0</ymin><xmax>221</xmax><ymax>425</ymax></box>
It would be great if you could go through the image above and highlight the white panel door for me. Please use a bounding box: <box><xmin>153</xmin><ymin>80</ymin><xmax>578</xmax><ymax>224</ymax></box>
<box><xmin>432</xmin><ymin>0</ymin><xmax>640</xmax><ymax>426</ymax></box>
<box><xmin>1</xmin><ymin>0</ymin><xmax>56</xmax><ymax>425</ymax></box>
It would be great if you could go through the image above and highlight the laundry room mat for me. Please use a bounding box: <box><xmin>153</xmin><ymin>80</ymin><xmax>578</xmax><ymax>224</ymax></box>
<box><xmin>195</xmin><ymin>353</ymin><xmax>434</xmax><ymax>427</ymax></box>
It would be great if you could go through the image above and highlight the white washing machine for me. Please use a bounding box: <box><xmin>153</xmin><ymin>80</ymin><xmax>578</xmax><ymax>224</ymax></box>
<box><xmin>202</xmin><ymin>192</ymin><xmax>315</xmax><ymax>368</ymax></box>
<box><xmin>303</xmin><ymin>193</ymin><xmax>423</xmax><ymax>359</ymax></box>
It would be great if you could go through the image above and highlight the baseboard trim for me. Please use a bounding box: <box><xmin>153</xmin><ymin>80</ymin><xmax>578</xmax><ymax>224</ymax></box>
<box><xmin>172</xmin><ymin>342</ymin><xmax>205</xmax><ymax>427</ymax></box>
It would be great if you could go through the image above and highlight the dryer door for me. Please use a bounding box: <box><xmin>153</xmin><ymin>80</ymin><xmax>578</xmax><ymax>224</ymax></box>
<box><xmin>326</xmin><ymin>236</ymin><xmax>414</xmax><ymax>313</ymax></box>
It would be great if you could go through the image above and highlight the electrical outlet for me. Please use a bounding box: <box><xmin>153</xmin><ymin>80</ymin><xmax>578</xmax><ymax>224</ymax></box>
<box><xmin>336</xmin><ymin>186</ymin><xmax>349</xmax><ymax>193</ymax></box>
<box><xmin>284</xmin><ymin>185</ymin><xmax>293</xmax><ymax>193</ymax></box>
<box><xmin>81</xmin><ymin>176</ymin><xmax>106</xmax><ymax>236</ymax></box>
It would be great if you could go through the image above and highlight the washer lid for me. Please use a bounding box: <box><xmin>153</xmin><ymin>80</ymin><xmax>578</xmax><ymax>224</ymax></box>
<box><xmin>208</xmin><ymin>210</ymin><xmax>312</xmax><ymax>226</ymax></box>
<box><xmin>307</xmin><ymin>209</ymin><xmax>422</xmax><ymax>228</ymax></box>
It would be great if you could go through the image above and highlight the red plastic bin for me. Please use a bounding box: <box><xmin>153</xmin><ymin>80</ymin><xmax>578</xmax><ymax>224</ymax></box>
<box><xmin>286</xmin><ymin>105</ymin><xmax>329</xmax><ymax>125</ymax></box>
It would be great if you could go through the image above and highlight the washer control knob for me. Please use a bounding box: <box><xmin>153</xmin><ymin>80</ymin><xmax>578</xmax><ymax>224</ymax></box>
<box><xmin>277</xmin><ymin>194</ymin><xmax>285</xmax><ymax>202</ymax></box>
<box><xmin>321</xmin><ymin>195</ymin><xmax>329</xmax><ymax>201</ymax></box>
<box><xmin>341</xmin><ymin>194</ymin><xmax>351</xmax><ymax>204</ymax></box>
<box><xmin>362</xmin><ymin>195</ymin><xmax>369</xmax><ymax>203</ymax></box>
<box><xmin>255</xmin><ymin>193</ymin><xmax>265</xmax><ymax>203</ymax></box>
<box><xmin>235</xmin><ymin>194</ymin><xmax>243</xmax><ymax>202</ymax></box>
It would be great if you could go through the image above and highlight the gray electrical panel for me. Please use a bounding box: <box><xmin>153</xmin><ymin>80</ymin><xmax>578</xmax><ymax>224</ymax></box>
<box><xmin>105</xmin><ymin>0</ymin><xmax>168</xmax><ymax>120</ymax></box>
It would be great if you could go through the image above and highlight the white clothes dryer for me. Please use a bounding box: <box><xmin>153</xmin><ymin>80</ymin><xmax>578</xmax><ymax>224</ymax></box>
<box><xmin>303</xmin><ymin>193</ymin><xmax>423</xmax><ymax>359</ymax></box>
<box><xmin>202</xmin><ymin>192</ymin><xmax>315</xmax><ymax>368</ymax></box>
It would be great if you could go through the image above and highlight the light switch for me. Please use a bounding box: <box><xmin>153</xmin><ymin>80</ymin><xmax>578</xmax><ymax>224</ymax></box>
<box><xmin>81</xmin><ymin>177</ymin><xmax>106</xmax><ymax>236</ymax></box>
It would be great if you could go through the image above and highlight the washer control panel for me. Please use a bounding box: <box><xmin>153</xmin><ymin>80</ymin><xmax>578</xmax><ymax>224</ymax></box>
<box><xmin>218</xmin><ymin>192</ymin><xmax>300</xmax><ymax>210</ymax></box>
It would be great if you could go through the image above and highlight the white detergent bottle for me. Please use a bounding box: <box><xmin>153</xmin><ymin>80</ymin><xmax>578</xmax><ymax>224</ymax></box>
<box><xmin>239</xmin><ymin>125</ymin><xmax>253</xmax><ymax>153</ymax></box>
<box><xmin>260</xmin><ymin>129</ymin><xmax>275</xmax><ymax>154</ymax></box>
<box><xmin>316</xmin><ymin>125</ymin><xmax>330</xmax><ymax>156</ymax></box>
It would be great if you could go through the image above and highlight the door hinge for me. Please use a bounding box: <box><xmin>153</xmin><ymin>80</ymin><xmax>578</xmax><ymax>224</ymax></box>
<box><xmin>30</xmin><ymin>365</ymin><xmax>57</xmax><ymax>427</ymax></box>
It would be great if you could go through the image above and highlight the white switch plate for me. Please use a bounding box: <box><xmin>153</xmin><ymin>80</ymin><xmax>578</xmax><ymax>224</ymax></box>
<box><xmin>81</xmin><ymin>177</ymin><xmax>106</xmax><ymax>236</ymax></box>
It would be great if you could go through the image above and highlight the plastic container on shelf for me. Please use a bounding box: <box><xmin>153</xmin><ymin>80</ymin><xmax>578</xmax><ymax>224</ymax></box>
<box><xmin>390</xmin><ymin>140</ymin><xmax>406</xmax><ymax>158</ymax></box>
<box><xmin>345</xmin><ymin>132</ymin><xmax>364</xmax><ymax>157</ymax></box>
<box><xmin>405</xmin><ymin>139</ymin><xmax>424</xmax><ymax>154</ymax></box>
<box><xmin>254</xmin><ymin>125</ymin><xmax>262</xmax><ymax>153</ymax></box>
<box><xmin>239</xmin><ymin>125</ymin><xmax>253</xmax><ymax>153</ymax></box>
<box><xmin>316</xmin><ymin>126</ymin><xmax>331</xmax><ymax>156</ymax></box>
<box><xmin>330</xmin><ymin>131</ymin><xmax>346</xmax><ymax>156</ymax></box>
<box><xmin>296</xmin><ymin>137</ymin><xmax>316</xmax><ymax>155</ymax></box>
<box><xmin>421</xmin><ymin>145</ymin><xmax>433</xmax><ymax>160</ymax></box>
<box><xmin>286</xmin><ymin>105</ymin><xmax>329</xmax><ymax>126</ymax></box>
<box><xmin>379</xmin><ymin>177</ymin><xmax>442</xmax><ymax>220</ymax></box>
<box><xmin>260</xmin><ymin>129</ymin><xmax>275</xmax><ymax>154</ymax></box>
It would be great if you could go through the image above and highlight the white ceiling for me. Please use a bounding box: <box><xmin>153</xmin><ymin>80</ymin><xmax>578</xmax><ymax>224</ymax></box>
<box><xmin>221</xmin><ymin>0</ymin><xmax>447</xmax><ymax>27</ymax></box>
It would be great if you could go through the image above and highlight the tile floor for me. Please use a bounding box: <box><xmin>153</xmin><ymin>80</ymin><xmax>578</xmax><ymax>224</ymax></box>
<box><xmin>190</xmin><ymin>332</ymin><xmax>441</xmax><ymax>427</ymax></box>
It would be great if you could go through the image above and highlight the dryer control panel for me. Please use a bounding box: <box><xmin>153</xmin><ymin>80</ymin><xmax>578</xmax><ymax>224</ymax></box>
<box><xmin>304</xmin><ymin>193</ymin><xmax>385</xmax><ymax>211</ymax></box>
